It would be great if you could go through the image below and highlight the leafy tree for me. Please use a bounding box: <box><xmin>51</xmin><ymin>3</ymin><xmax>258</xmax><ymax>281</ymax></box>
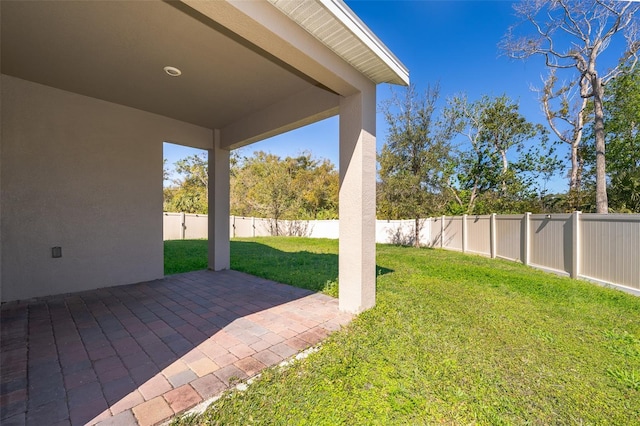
<box><xmin>605</xmin><ymin>68</ymin><xmax>640</xmax><ymax>212</ymax></box>
<box><xmin>230</xmin><ymin>151</ymin><xmax>339</xmax><ymax>233</ymax></box>
<box><xmin>501</xmin><ymin>0</ymin><xmax>640</xmax><ymax>213</ymax></box>
<box><xmin>294</xmin><ymin>158</ymin><xmax>339</xmax><ymax>219</ymax></box>
<box><xmin>377</xmin><ymin>84</ymin><xmax>454</xmax><ymax>246</ymax></box>
<box><xmin>513</xmin><ymin>137</ymin><xmax>565</xmax><ymax>212</ymax></box>
<box><xmin>164</xmin><ymin>150</ymin><xmax>339</xmax><ymax>223</ymax></box>
<box><xmin>164</xmin><ymin>154</ymin><xmax>208</xmax><ymax>214</ymax></box>
<box><xmin>445</xmin><ymin>94</ymin><xmax>547</xmax><ymax>214</ymax></box>
<box><xmin>231</xmin><ymin>151</ymin><xmax>293</xmax><ymax>234</ymax></box>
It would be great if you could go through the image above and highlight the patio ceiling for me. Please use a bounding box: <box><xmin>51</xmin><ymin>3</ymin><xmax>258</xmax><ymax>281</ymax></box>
<box><xmin>1</xmin><ymin>0</ymin><xmax>320</xmax><ymax>134</ymax></box>
<box><xmin>2</xmin><ymin>0</ymin><xmax>408</xmax><ymax>149</ymax></box>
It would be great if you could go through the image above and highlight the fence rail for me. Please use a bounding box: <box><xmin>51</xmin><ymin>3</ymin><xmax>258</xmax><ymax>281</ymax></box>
<box><xmin>163</xmin><ymin>212</ymin><xmax>640</xmax><ymax>294</ymax></box>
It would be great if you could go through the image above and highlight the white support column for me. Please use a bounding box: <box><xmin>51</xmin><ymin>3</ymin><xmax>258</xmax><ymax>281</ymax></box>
<box><xmin>339</xmin><ymin>84</ymin><xmax>376</xmax><ymax>313</ymax></box>
<box><xmin>571</xmin><ymin>211</ymin><xmax>581</xmax><ymax>279</ymax></box>
<box><xmin>208</xmin><ymin>129</ymin><xmax>230</xmax><ymax>271</ymax></box>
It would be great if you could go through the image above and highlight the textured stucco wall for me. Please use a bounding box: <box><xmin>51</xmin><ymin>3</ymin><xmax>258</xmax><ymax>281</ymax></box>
<box><xmin>1</xmin><ymin>75</ymin><xmax>212</xmax><ymax>301</ymax></box>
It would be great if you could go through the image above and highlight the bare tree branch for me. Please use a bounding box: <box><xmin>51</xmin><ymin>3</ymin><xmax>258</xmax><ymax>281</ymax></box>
<box><xmin>501</xmin><ymin>0</ymin><xmax>640</xmax><ymax>213</ymax></box>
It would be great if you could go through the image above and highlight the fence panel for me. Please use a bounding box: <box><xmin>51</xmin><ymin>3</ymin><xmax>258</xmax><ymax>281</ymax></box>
<box><xmin>184</xmin><ymin>214</ymin><xmax>208</xmax><ymax>240</ymax></box>
<box><xmin>529</xmin><ymin>214</ymin><xmax>571</xmax><ymax>275</ymax></box>
<box><xmin>467</xmin><ymin>215</ymin><xmax>491</xmax><ymax>256</ymax></box>
<box><xmin>495</xmin><ymin>215</ymin><xmax>522</xmax><ymax>261</ymax></box>
<box><xmin>163</xmin><ymin>213</ymin><xmax>183</xmax><ymax>240</ymax></box>
<box><xmin>308</xmin><ymin>220</ymin><xmax>340</xmax><ymax>239</ymax></box>
<box><xmin>375</xmin><ymin>219</ymin><xmax>430</xmax><ymax>246</ymax></box>
<box><xmin>427</xmin><ymin>217</ymin><xmax>442</xmax><ymax>248</ymax></box>
<box><xmin>254</xmin><ymin>218</ymin><xmax>273</xmax><ymax>236</ymax></box>
<box><xmin>443</xmin><ymin>216</ymin><xmax>463</xmax><ymax>251</ymax></box>
<box><xmin>580</xmin><ymin>214</ymin><xmax>640</xmax><ymax>290</ymax></box>
<box><xmin>233</xmin><ymin>217</ymin><xmax>254</xmax><ymax>237</ymax></box>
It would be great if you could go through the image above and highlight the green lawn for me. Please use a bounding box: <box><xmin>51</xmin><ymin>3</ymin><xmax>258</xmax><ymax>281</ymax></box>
<box><xmin>166</xmin><ymin>237</ymin><xmax>640</xmax><ymax>425</ymax></box>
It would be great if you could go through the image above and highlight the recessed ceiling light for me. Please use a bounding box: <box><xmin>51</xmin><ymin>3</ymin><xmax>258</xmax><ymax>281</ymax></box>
<box><xmin>164</xmin><ymin>66</ymin><xmax>182</xmax><ymax>77</ymax></box>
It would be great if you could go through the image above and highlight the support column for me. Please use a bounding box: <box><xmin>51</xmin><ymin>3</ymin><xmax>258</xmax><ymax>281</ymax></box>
<box><xmin>208</xmin><ymin>129</ymin><xmax>230</xmax><ymax>271</ymax></box>
<box><xmin>339</xmin><ymin>84</ymin><xmax>376</xmax><ymax>313</ymax></box>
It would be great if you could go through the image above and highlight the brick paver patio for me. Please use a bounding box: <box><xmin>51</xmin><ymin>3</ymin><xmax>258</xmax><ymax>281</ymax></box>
<box><xmin>0</xmin><ymin>270</ymin><xmax>353</xmax><ymax>425</ymax></box>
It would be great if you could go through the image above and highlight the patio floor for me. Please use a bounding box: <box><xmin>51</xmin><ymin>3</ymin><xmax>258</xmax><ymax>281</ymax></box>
<box><xmin>0</xmin><ymin>270</ymin><xmax>353</xmax><ymax>426</ymax></box>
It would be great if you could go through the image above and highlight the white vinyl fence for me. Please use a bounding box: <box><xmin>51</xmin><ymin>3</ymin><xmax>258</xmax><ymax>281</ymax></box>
<box><xmin>163</xmin><ymin>213</ymin><xmax>430</xmax><ymax>246</ymax></box>
<box><xmin>163</xmin><ymin>212</ymin><xmax>640</xmax><ymax>295</ymax></box>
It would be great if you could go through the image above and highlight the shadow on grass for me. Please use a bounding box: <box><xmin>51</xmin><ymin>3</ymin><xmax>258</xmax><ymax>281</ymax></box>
<box><xmin>231</xmin><ymin>241</ymin><xmax>394</xmax><ymax>295</ymax></box>
<box><xmin>164</xmin><ymin>239</ymin><xmax>394</xmax><ymax>295</ymax></box>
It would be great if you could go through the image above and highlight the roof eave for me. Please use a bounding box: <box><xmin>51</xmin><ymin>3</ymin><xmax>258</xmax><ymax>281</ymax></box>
<box><xmin>268</xmin><ymin>0</ymin><xmax>409</xmax><ymax>87</ymax></box>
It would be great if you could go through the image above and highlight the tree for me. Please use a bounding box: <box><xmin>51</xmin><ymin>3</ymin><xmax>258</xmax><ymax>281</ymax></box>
<box><xmin>165</xmin><ymin>150</ymin><xmax>339</xmax><ymax>223</ymax></box>
<box><xmin>377</xmin><ymin>84</ymin><xmax>454</xmax><ymax>247</ymax></box>
<box><xmin>444</xmin><ymin>94</ymin><xmax>498</xmax><ymax>214</ymax></box>
<box><xmin>605</xmin><ymin>68</ymin><xmax>640</xmax><ymax>212</ymax></box>
<box><xmin>501</xmin><ymin>0</ymin><xmax>640</xmax><ymax>213</ymax></box>
<box><xmin>479</xmin><ymin>95</ymin><xmax>540</xmax><ymax>194</ymax></box>
<box><xmin>232</xmin><ymin>152</ymin><xmax>293</xmax><ymax>234</ymax></box>
<box><xmin>585</xmin><ymin>66</ymin><xmax>640</xmax><ymax>211</ymax></box>
<box><xmin>294</xmin><ymin>157</ymin><xmax>339</xmax><ymax>219</ymax></box>
<box><xmin>230</xmin><ymin>151</ymin><xmax>339</xmax><ymax>233</ymax></box>
<box><xmin>533</xmin><ymin>69</ymin><xmax>588</xmax><ymax>209</ymax></box>
<box><xmin>164</xmin><ymin>153</ymin><xmax>208</xmax><ymax>214</ymax></box>
<box><xmin>445</xmin><ymin>94</ymin><xmax>546</xmax><ymax>214</ymax></box>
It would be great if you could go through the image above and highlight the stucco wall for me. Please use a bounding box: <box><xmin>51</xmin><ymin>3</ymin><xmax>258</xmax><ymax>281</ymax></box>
<box><xmin>1</xmin><ymin>75</ymin><xmax>213</xmax><ymax>301</ymax></box>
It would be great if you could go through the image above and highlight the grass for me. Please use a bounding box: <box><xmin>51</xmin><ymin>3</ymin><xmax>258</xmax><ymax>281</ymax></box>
<box><xmin>166</xmin><ymin>237</ymin><xmax>640</xmax><ymax>425</ymax></box>
<box><xmin>164</xmin><ymin>239</ymin><xmax>208</xmax><ymax>275</ymax></box>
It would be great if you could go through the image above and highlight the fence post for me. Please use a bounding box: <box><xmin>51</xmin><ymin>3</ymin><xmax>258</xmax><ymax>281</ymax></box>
<box><xmin>571</xmin><ymin>211</ymin><xmax>581</xmax><ymax>279</ymax></box>
<box><xmin>180</xmin><ymin>212</ymin><xmax>186</xmax><ymax>240</ymax></box>
<box><xmin>490</xmin><ymin>213</ymin><xmax>497</xmax><ymax>259</ymax></box>
<box><xmin>522</xmin><ymin>212</ymin><xmax>531</xmax><ymax>265</ymax></box>
<box><xmin>231</xmin><ymin>215</ymin><xmax>235</xmax><ymax>239</ymax></box>
<box><xmin>462</xmin><ymin>214</ymin><xmax>468</xmax><ymax>253</ymax></box>
<box><xmin>441</xmin><ymin>215</ymin><xmax>445</xmax><ymax>248</ymax></box>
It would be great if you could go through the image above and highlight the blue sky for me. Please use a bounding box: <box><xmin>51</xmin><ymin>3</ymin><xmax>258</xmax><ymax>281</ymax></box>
<box><xmin>164</xmin><ymin>1</ymin><xmax>626</xmax><ymax>193</ymax></box>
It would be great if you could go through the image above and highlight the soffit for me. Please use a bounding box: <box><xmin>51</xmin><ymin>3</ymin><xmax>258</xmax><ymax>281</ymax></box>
<box><xmin>0</xmin><ymin>0</ymin><xmax>317</xmax><ymax>130</ymax></box>
<box><xmin>268</xmin><ymin>0</ymin><xmax>409</xmax><ymax>86</ymax></box>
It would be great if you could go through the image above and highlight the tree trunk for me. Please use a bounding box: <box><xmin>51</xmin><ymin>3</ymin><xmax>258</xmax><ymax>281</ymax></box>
<box><xmin>570</xmin><ymin>97</ymin><xmax>587</xmax><ymax>194</ymax></box>
<box><xmin>570</xmin><ymin>142</ymin><xmax>579</xmax><ymax>191</ymax></box>
<box><xmin>500</xmin><ymin>149</ymin><xmax>508</xmax><ymax>194</ymax></box>
<box><xmin>592</xmin><ymin>76</ymin><xmax>608</xmax><ymax>213</ymax></box>
<box><xmin>414</xmin><ymin>217</ymin><xmax>420</xmax><ymax>248</ymax></box>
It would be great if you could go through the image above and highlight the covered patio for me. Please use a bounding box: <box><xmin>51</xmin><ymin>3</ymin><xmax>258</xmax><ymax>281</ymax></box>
<box><xmin>1</xmin><ymin>1</ymin><xmax>407</xmax><ymax>424</ymax></box>
<box><xmin>1</xmin><ymin>270</ymin><xmax>353</xmax><ymax>425</ymax></box>
<box><xmin>1</xmin><ymin>0</ymin><xmax>407</xmax><ymax>311</ymax></box>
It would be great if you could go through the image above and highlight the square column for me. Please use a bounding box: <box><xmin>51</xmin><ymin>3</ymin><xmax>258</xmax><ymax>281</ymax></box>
<box><xmin>339</xmin><ymin>84</ymin><xmax>377</xmax><ymax>313</ymax></box>
<box><xmin>208</xmin><ymin>129</ymin><xmax>230</xmax><ymax>270</ymax></box>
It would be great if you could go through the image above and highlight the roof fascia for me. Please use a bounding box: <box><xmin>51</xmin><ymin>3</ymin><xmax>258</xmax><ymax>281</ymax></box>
<box><xmin>318</xmin><ymin>0</ymin><xmax>409</xmax><ymax>85</ymax></box>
